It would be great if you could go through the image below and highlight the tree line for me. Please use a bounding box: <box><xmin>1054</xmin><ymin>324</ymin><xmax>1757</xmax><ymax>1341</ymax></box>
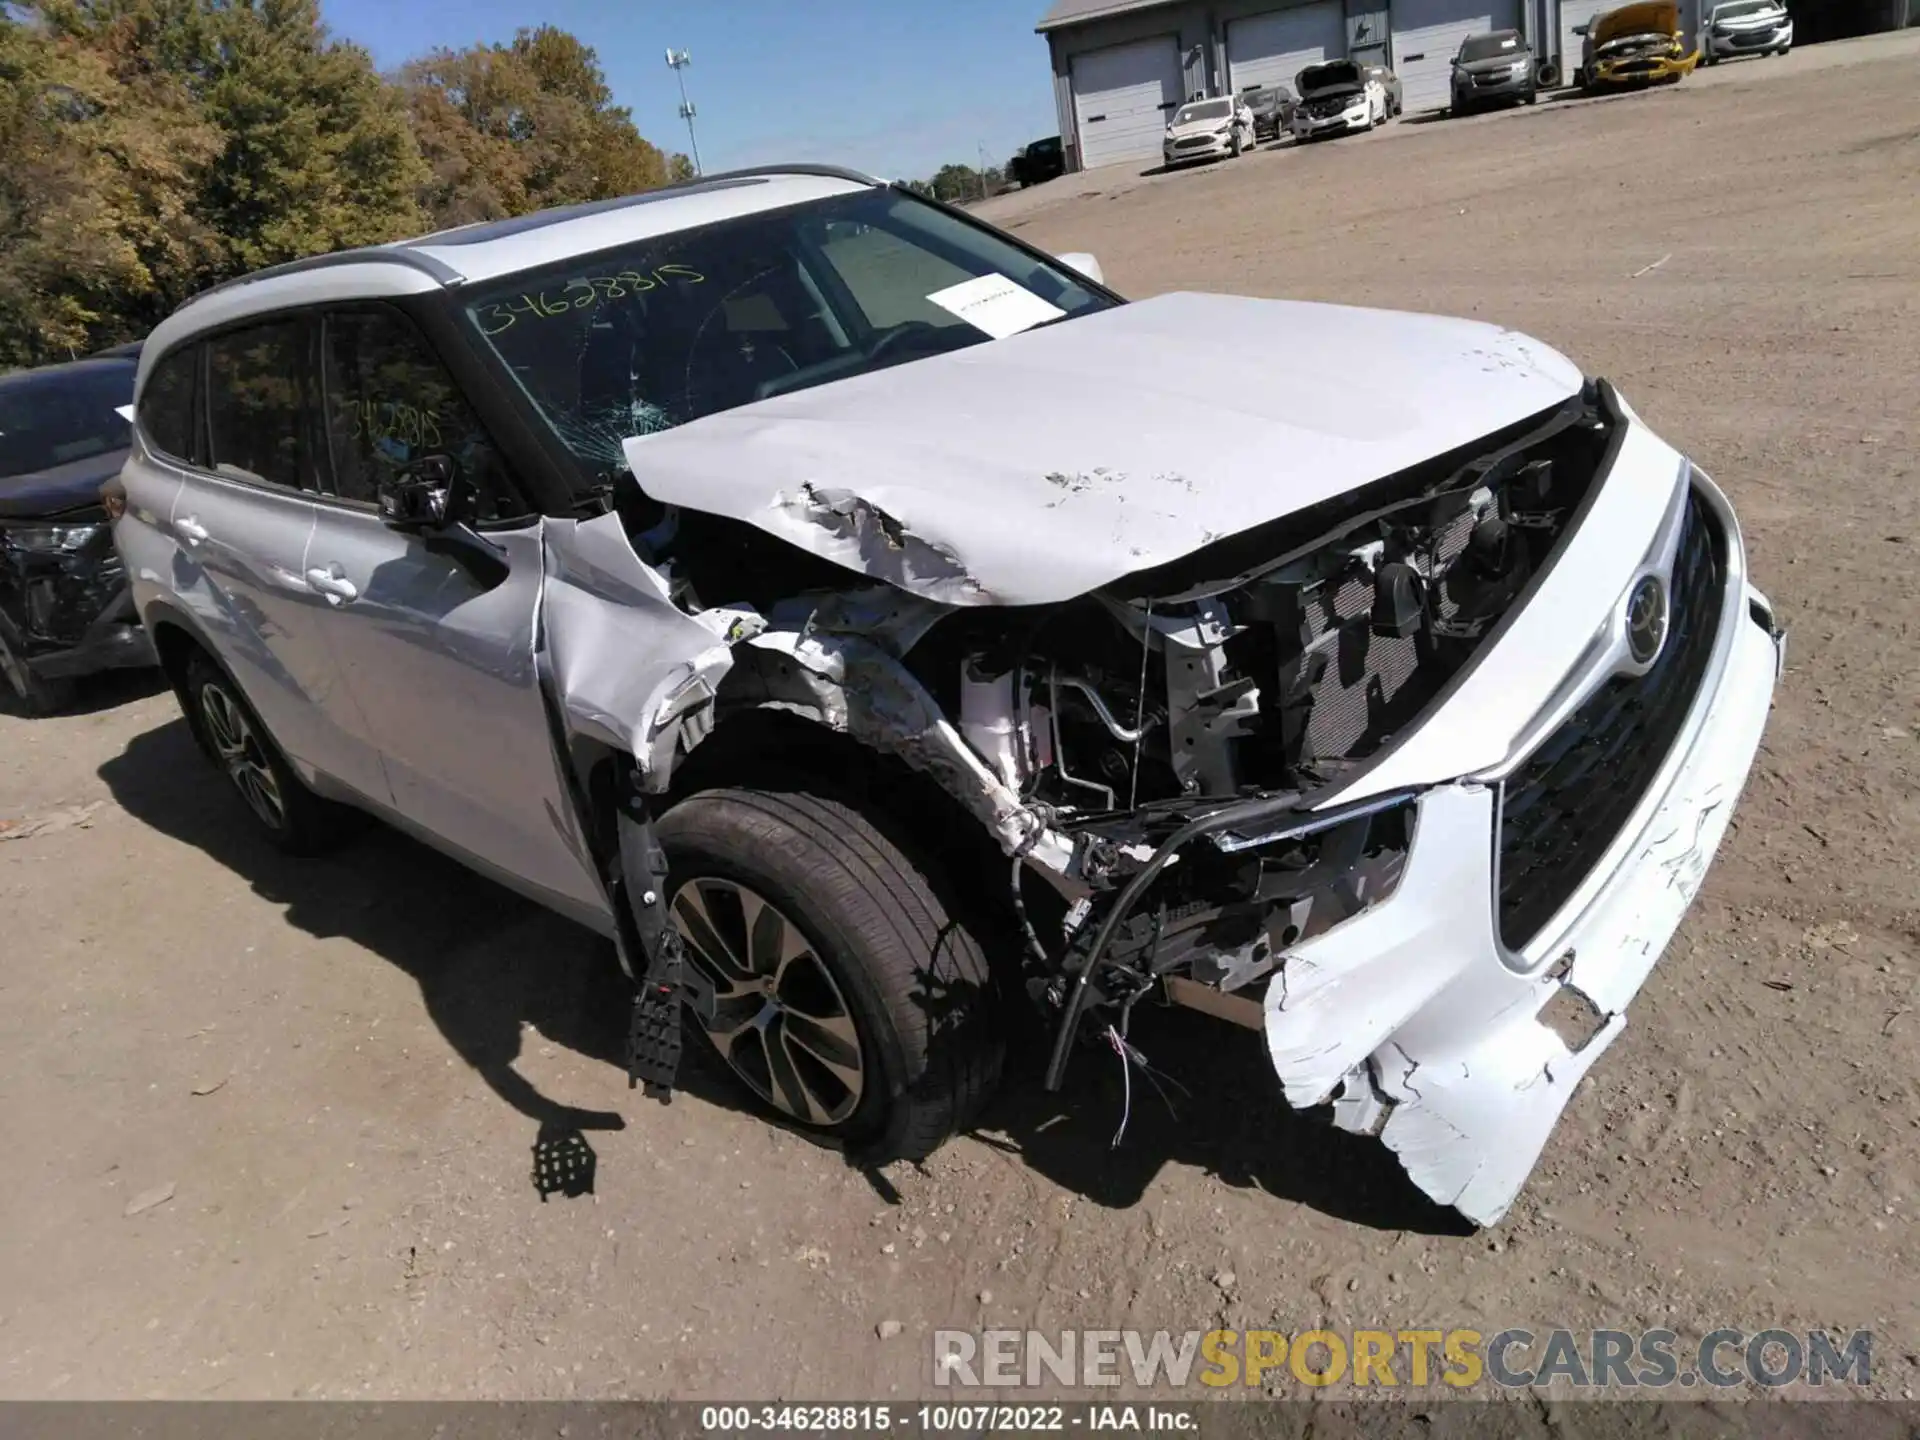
<box><xmin>902</xmin><ymin>162</ymin><xmax>1008</xmax><ymax>206</ymax></box>
<box><xmin>0</xmin><ymin>0</ymin><xmax>693</xmax><ymax>370</ymax></box>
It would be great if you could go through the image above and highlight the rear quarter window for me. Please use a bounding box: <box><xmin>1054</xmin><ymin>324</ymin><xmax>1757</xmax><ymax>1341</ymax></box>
<box><xmin>137</xmin><ymin>347</ymin><xmax>197</xmax><ymax>462</ymax></box>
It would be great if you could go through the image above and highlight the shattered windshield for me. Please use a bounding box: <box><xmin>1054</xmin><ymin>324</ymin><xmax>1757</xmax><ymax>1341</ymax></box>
<box><xmin>1458</xmin><ymin>32</ymin><xmax>1524</xmax><ymax>60</ymax></box>
<box><xmin>0</xmin><ymin>362</ymin><xmax>133</xmax><ymax>479</ymax></box>
<box><xmin>461</xmin><ymin>187</ymin><xmax>1114</xmax><ymax>496</ymax></box>
<box><xmin>1172</xmin><ymin>99</ymin><xmax>1234</xmax><ymax>125</ymax></box>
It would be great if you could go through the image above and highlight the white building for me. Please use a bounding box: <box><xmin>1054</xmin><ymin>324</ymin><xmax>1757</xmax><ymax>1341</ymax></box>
<box><xmin>1037</xmin><ymin>0</ymin><xmax>1693</xmax><ymax>170</ymax></box>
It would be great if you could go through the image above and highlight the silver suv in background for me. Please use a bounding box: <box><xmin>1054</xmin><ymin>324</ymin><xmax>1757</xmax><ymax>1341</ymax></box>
<box><xmin>113</xmin><ymin>165</ymin><xmax>1782</xmax><ymax>1226</ymax></box>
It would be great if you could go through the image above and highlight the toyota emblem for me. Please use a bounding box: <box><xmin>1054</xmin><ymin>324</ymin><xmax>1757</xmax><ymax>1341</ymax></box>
<box><xmin>1626</xmin><ymin>575</ymin><xmax>1668</xmax><ymax>664</ymax></box>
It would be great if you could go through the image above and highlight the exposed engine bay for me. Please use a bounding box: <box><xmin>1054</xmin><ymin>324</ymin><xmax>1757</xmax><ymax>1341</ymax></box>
<box><xmin>610</xmin><ymin>382</ymin><xmax>1616</xmax><ymax>1087</ymax></box>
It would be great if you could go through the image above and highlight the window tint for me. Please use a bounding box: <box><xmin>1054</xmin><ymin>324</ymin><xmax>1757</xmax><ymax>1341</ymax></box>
<box><xmin>138</xmin><ymin>347</ymin><xmax>196</xmax><ymax>462</ymax></box>
<box><xmin>205</xmin><ymin>320</ymin><xmax>320</xmax><ymax>491</ymax></box>
<box><xmin>320</xmin><ymin>307</ymin><xmax>525</xmax><ymax>520</ymax></box>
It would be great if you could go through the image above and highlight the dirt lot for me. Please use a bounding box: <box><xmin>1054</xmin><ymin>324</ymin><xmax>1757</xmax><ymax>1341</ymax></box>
<box><xmin>3</xmin><ymin>32</ymin><xmax>1917</xmax><ymax>1403</ymax></box>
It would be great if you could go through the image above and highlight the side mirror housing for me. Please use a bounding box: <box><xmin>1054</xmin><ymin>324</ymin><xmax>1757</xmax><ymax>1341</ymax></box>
<box><xmin>1573</xmin><ymin>22</ymin><xmax>1589</xmax><ymax>34</ymax></box>
<box><xmin>378</xmin><ymin>453</ymin><xmax>458</xmax><ymax>532</ymax></box>
<box><xmin>377</xmin><ymin>454</ymin><xmax>509</xmax><ymax>590</ymax></box>
<box><xmin>1057</xmin><ymin>252</ymin><xmax>1105</xmax><ymax>286</ymax></box>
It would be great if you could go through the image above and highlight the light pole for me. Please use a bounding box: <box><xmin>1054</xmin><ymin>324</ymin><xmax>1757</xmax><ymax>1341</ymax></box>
<box><xmin>665</xmin><ymin>49</ymin><xmax>702</xmax><ymax>176</ymax></box>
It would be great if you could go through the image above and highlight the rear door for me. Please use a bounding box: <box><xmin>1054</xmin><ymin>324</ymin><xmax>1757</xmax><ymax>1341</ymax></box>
<box><xmin>173</xmin><ymin>316</ymin><xmax>389</xmax><ymax>803</ymax></box>
<box><xmin>302</xmin><ymin>302</ymin><xmax>607</xmax><ymax>927</ymax></box>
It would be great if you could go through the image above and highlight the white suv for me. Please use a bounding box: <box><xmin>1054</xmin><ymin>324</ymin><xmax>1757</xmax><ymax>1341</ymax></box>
<box><xmin>111</xmin><ymin>164</ymin><xmax>1783</xmax><ymax>1224</ymax></box>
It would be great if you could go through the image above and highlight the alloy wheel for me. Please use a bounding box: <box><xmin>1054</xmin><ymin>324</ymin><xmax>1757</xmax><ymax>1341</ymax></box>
<box><xmin>198</xmin><ymin>681</ymin><xmax>287</xmax><ymax>831</ymax></box>
<box><xmin>670</xmin><ymin>877</ymin><xmax>866</xmax><ymax>1126</ymax></box>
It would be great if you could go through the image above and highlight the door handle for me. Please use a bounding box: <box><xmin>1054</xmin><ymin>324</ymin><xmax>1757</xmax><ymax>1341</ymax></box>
<box><xmin>305</xmin><ymin>565</ymin><xmax>360</xmax><ymax>605</ymax></box>
<box><xmin>175</xmin><ymin>516</ymin><xmax>209</xmax><ymax>544</ymax></box>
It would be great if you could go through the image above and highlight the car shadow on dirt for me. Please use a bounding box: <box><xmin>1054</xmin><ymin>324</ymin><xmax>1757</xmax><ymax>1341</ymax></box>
<box><xmin>100</xmin><ymin>714</ymin><xmax>1469</xmax><ymax>1232</ymax></box>
<box><xmin>973</xmin><ymin>1002</ymin><xmax>1473</xmax><ymax>1236</ymax></box>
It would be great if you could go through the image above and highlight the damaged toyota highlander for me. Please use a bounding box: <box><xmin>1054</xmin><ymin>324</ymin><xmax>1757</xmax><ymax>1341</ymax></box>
<box><xmin>114</xmin><ymin>166</ymin><xmax>1783</xmax><ymax>1226</ymax></box>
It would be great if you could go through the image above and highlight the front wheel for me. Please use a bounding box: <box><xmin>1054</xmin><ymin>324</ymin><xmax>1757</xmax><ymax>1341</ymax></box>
<box><xmin>660</xmin><ymin>787</ymin><xmax>1004</xmax><ymax>1162</ymax></box>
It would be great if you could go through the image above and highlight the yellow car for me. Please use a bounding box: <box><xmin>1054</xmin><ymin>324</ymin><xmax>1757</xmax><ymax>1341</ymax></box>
<box><xmin>1576</xmin><ymin>0</ymin><xmax>1700</xmax><ymax>90</ymax></box>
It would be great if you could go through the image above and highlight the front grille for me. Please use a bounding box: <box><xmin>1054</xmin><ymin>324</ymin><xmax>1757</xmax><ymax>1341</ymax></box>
<box><xmin>1495</xmin><ymin>489</ymin><xmax>1727</xmax><ymax>951</ymax></box>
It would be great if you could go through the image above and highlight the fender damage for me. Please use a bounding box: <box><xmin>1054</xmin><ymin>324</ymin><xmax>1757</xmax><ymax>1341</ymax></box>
<box><xmin>530</xmin><ymin>306</ymin><xmax>1778</xmax><ymax>1225</ymax></box>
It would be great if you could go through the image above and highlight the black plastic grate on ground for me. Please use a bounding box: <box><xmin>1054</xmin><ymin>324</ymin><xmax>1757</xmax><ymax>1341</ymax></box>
<box><xmin>1496</xmin><ymin>490</ymin><xmax>1727</xmax><ymax>952</ymax></box>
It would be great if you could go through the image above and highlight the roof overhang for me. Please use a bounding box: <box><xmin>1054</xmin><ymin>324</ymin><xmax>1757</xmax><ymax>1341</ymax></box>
<box><xmin>1036</xmin><ymin>0</ymin><xmax>1186</xmax><ymax>34</ymax></box>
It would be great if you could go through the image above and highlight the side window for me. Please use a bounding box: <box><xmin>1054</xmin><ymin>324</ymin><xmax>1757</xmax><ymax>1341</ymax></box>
<box><xmin>205</xmin><ymin>320</ymin><xmax>322</xmax><ymax>492</ymax></box>
<box><xmin>321</xmin><ymin>307</ymin><xmax>526</xmax><ymax>521</ymax></box>
<box><xmin>137</xmin><ymin>346</ymin><xmax>196</xmax><ymax>462</ymax></box>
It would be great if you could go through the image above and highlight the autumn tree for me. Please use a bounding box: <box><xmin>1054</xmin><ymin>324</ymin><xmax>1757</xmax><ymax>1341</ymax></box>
<box><xmin>0</xmin><ymin>8</ymin><xmax>220</xmax><ymax>364</ymax></box>
<box><xmin>402</xmin><ymin>25</ymin><xmax>679</xmax><ymax>228</ymax></box>
<box><xmin>0</xmin><ymin>6</ymin><xmax>682</xmax><ymax>367</ymax></box>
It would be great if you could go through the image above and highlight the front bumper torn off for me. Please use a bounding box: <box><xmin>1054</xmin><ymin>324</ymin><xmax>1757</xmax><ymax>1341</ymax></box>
<box><xmin>1261</xmin><ymin>476</ymin><xmax>1779</xmax><ymax>1226</ymax></box>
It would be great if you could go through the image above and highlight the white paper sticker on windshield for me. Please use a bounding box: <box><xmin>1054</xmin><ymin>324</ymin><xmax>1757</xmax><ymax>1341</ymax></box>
<box><xmin>115</xmin><ymin>404</ymin><xmax>135</xmax><ymax>421</ymax></box>
<box><xmin>925</xmin><ymin>274</ymin><xmax>1064</xmax><ymax>340</ymax></box>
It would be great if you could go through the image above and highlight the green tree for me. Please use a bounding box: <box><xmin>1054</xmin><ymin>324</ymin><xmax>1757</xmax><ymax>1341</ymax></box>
<box><xmin>0</xmin><ymin>8</ymin><xmax>220</xmax><ymax>364</ymax></box>
<box><xmin>401</xmin><ymin>25</ymin><xmax>671</xmax><ymax>228</ymax></box>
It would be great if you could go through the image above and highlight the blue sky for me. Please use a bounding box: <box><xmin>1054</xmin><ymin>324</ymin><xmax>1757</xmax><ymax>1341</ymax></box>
<box><xmin>324</xmin><ymin>0</ymin><xmax>1062</xmax><ymax>181</ymax></box>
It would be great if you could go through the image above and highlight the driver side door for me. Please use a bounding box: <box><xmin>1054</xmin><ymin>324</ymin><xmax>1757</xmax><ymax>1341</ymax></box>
<box><xmin>300</xmin><ymin>302</ymin><xmax>610</xmax><ymax>930</ymax></box>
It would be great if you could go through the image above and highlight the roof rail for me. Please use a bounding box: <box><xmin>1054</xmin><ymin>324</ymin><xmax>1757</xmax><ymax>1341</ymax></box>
<box><xmin>174</xmin><ymin>164</ymin><xmax>885</xmax><ymax>316</ymax></box>
<box><xmin>184</xmin><ymin>245</ymin><xmax>465</xmax><ymax>309</ymax></box>
<box><xmin>680</xmin><ymin>162</ymin><xmax>889</xmax><ymax>189</ymax></box>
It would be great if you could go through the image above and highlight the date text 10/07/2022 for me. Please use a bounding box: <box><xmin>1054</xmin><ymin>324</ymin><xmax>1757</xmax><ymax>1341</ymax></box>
<box><xmin>698</xmin><ymin>1405</ymin><xmax>1197</xmax><ymax>1432</ymax></box>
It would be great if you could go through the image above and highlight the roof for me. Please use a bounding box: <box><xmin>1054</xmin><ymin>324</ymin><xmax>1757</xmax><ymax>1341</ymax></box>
<box><xmin>1036</xmin><ymin>0</ymin><xmax>1181</xmax><ymax>33</ymax></box>
<box><xmin>138</xmin><ymin>165</ymin><xmax>884</xmax><ymax>386</ymax></box>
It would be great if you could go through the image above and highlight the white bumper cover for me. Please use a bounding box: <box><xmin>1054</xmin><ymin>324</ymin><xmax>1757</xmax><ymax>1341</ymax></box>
<box><xmin>1261</xmin><ymin>454</ymin><xmax>1780</xmax><ymax>1226</ymax></box>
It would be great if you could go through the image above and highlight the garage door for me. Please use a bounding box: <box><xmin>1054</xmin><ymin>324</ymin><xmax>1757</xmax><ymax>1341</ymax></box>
<box><xmin>1071</xmin><ymin>35</ymin><xmax>1183</xmax><ymax>170</ymax></box>
<box><xmin>1560</xmin><ymin>0</ymin><xmax>1614</xmax><ymax>73</ymax></box>
<box><xmin>1227</xmin><ymin>3</ymin><xmax>1347</xmax><ymax>95</ymax></box>
<box><xmin>1392</xmin><ymin>0</ymin><xmax>1524</xmax><ymax>113</ymax></box>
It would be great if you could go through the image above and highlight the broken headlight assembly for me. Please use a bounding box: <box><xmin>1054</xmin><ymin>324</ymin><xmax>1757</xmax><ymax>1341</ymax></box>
<box><xmin>0</xmin><ymin>514</ymin><xmax>128</xmax><ymax>650</ymax></box>
<box><xmin>926</xmin><ymin>385</ymin><xmax>1620</xmax><ymax>1079</ymax></box>
<box><xmin>4</xmin><ymin>522</ymin><xmax>106</xmax><ymax>553</ymax></box>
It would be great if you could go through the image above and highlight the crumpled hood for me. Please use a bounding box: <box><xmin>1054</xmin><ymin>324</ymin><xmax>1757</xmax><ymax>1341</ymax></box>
<box><xmin>623</xmin><ymin>292</ymin><xmax>1584</xmax><ymax>607</ymax></box>
<box><xmin>1594</xmin><ymin>0</ymin><xmax>1680</xmax><ymax>43</ymax></box>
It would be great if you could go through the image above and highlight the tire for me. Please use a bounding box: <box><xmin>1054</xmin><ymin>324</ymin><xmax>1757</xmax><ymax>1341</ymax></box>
<box><xmin>0</xmin><ymin>642</ymin><xmax>75</xmax><ymax>716</ymax></box>
<box><xmin>659</xmin><ymin>787</ymin><xmax>1003</xmax><ymax>1163</ymax></box>
<box><xmin>184</xmin><ymin>651</ymin><xmax>354</xmax><ymax>855</ymax></box>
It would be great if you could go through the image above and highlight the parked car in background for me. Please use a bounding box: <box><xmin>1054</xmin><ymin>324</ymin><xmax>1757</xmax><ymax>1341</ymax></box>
<box><xmin>1363</xmin><ymin>63</ymin><xmax>1404</xmax><ymax>117</ymax></box>
<box><xmin>1703</xmin><ymin>0</ymin><xmax>1793</xmax><ymax>61</ymax></box>
<box><xmin>1451</xmin><ymin>29</ymin><xmax>1539</xmax><ymax>112</ymax></box>
<box><xmin>1241</xmin><ymin>84</ymin><xmax>1296</xmax><ymax>142</ymax></box>
<box><xmin>1577</xmin><ymin>0</ymin><xmax>1699</xmax><ymax>89</ymax></box>
<box><xmin>1162</xmin><ymin>95</ymin><xmax>1255</xmax><ymax>167</ymax></box>
<box><xmin>1008</xmin><ymin>135</ymin><xmax>1067</xmax><ymax>187</ymax></box>
<box><xmin>1292</xmin><ymin>60</ymin><xmax>1391</xmax><ymax>139</ymax></box>
<box><xmin>0</xmin><ymin>349</ymin><xmax>156</xmax><ymax>712</ymax></box>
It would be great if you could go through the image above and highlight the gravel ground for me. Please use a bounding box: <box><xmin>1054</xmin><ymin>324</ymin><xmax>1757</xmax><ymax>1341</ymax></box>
<box><xmin>3</xmin><ymin>31</ymin><xmax>1916</xmax><ymax>1404</ymax></box>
